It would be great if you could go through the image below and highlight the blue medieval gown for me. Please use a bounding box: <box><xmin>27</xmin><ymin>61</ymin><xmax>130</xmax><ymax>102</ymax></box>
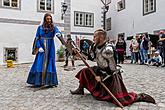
<box><xmin>27</xmin><ymin>25</ymin><xmax>61</xmax><ymax>86</ymax></box>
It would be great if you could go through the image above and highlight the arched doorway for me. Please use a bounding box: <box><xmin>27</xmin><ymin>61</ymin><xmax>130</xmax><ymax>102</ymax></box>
<box><xmin>80</xmin><ymin>39</ymin><xmax>93</xmax><ymax>55</ymax></box>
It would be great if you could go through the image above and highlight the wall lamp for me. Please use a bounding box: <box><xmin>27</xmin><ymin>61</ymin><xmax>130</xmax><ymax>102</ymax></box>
<box><xmin>61</xmin><ymin>2</ymin><xmax>68</xmax><ymax>20</ymax></box>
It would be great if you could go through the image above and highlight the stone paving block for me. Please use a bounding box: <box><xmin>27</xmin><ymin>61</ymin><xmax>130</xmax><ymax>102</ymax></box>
<box><xmin>159</xmin><ymin>107</ymin><xmax>165</xmax><ymax>110</ymax></box>
<box><xmin>128</xmin><ymin>105</ymin><xmax>138</xmax><ymax>110</ymax></box>
<box><xmin>0</xmin><ymin>61</ymin><xmax>165</xmax><ymax>110</ymax></box>
<box><xmin>157</xmin><ymin>103</ymin><xmax>165</xmax><ymax>108</ymax></box>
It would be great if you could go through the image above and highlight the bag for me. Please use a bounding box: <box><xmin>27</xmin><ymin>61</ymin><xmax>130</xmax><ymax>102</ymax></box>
<box><xmin>32</xmin><ymin>38</ymin><xmax>39</xmax><ymax>55</ymax></box>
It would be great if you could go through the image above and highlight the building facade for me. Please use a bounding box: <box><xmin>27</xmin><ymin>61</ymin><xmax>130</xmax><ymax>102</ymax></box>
<box><xmin>106</xmin><ymin>0</ymin><xmax>165</xmax><ymax>55</ymax></box>
<box><xmin>0</xmin><ymin>0</ymin><xmax>102</xmax><ymax>65</ymax></box>
<box><xmin>70</xmin><ymin>0</ymin><xmax>102</xmax><ymax>44</ymax></box>
<box><xmin>107</xmin><ymin>0</ymin><xmax>165</xmax><ymax>38</ymax></box>
<box><xmin>0</xmin><ymin>0</ymin><xmax>69</xmax><ymax>65</ymax></box>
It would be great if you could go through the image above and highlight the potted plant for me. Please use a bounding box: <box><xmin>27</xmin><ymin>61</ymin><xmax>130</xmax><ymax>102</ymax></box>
<box><xmin>6</xmin><ymin>55</ymin><xmax>14</xmax><ymax>68</ymax></box>
<box><xmin>57</xmin><ymin>45</ymin><xmax>65</xmax><ymax>62</ymax></box>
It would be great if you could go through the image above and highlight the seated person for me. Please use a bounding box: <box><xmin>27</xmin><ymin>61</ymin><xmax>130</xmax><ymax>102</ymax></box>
<box><xmin>148</xmin><ymin>51</ymin><xmax>162</xmax><ymax>66</ymax></box>
<box><xmin>70</xmin><ymin>29</ymin><xmax>155</xmax><ymax>107</ymax></box>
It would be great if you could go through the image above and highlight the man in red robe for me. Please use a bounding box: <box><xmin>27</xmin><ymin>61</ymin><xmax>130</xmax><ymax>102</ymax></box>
<box><xmin>70</xmin><ymin>29</ymin><xmax>155</xmax><ymax>106</ymax></box>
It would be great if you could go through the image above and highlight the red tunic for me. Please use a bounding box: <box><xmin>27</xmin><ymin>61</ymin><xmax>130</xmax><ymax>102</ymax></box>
<box><xmin>75</xmin><ymin>67</ymin><xmax>137</xmax><ymax>106</ymax></box>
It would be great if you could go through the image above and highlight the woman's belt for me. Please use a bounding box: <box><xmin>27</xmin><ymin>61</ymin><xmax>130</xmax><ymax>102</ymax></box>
<box><xmin>40</xmin><ymin>37</ymin><xmax>53</xmax><ymax>40</ymax></box>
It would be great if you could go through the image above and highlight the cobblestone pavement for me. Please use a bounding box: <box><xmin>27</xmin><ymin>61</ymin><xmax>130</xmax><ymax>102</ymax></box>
<box><xmin>0</xmin><ymin>60</ymin><xmax>165</xmax><ymax>110</ymax></box>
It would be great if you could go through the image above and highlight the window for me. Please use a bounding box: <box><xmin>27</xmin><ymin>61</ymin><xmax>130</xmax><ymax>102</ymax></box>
<box><xmin>85</xmin><ymin>13</ymin><xmax>94</xmax><ymax>27</ymax></box>
<box><xmin>117</xmin><ymin>0</ymin><xmax>125</xmax><ymax>12</ymax></box>
<box><xmin>4</xmin><ymin>48</ymin><xmax>18</xmax><ymax>62</ymax></box>
<box><xmin>74</xmin><ymin>11</ymin><xmax>94</xmax><ymax>27</ymax></box>
<box><xmin>1</xmin><ymin>0</ymin><xmax>20</xmax><ymax>9</ymax></box>
<box><xmin>38</xmin><ymin>0</ymin><xmax>54</xmax><ymax>13</ymax></box>
<box><xmin>143</xmin><ymin>0</ymin><xmax>156</xmax><ymax>15</ymax></box>
<box><xmin>106</xmin><ymin>18</ymin><xmax>111</xmax><ymax>31</ymax></box>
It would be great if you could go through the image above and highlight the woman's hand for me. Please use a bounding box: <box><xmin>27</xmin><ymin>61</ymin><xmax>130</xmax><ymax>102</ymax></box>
<box><xmin>39</xmin><ymin>47</ymin><xmax>44</xmax><ymax>52</ymax></box>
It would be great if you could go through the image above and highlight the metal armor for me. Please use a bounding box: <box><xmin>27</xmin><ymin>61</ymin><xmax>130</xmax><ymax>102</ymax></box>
<box><xmin>95</xmin><ymin>43</ymin><xmax>116</xmax><ymax>72</ymax></box>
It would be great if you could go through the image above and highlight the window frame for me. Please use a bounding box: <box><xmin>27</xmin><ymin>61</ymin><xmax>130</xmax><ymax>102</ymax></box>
<box><xmin>143</xmin><ymin>0</ymin><xmax>156</xmax><ymax>16</ymax></box>
<box><xmin>37</xmin><ymin>0</ymin><xmax>54</xmax><ymax>13</ymax></box>
<box><xmin>117</xmin><ymin>0</ymin><xmax>125</xmax><ymax>12</ymax></box>
<box><xmin>74</xmin><ymin>11</ymin><xmax>94</xmax><ymax>27</ymax></box>
<box><xmin>3</xmin><ymin>47</ymin><xmax>18</xmax><ymax>63</ymax></box>
<box><xmin>106</xmin><ymin>17</ymin><xmax>111</xmax><ymax>31</ymax></box>
<box><xmin>84</xmin><ymin>13</ymin><xmax>94</xmax><ymax>27</ymax></box>
<box><xmin>74</xmin><ymin>11</ymin><xmax>85</xmax><ymax>26</ymax></box>
<box><xmin>0</xmin><ymin>0</ymin><xmax>21</xmax><ymax>10</ymax></box>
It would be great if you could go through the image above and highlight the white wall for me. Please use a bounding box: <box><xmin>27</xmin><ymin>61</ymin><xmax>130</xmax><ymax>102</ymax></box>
<box><xmin>0</xmin><ymin>0</ymin><xmax>63</xmax><ymax>23</ymax></box>
<box><xmin>107</xmin><ymin>0</ymin><xmax>165</xmax><ymax>56</ymax></box>
<box><xmin>0</xmin><ymin>0</ymin><xmax>64</xmax><ymax>65</ymax></box>
<box><xmin>71</xmin><ymin>0</ymin><xmax>103</xmax><ymax>38</ymax></box>
<box><xmin>107</xmin><ymin>0</ymin><xmax>165</xmax><ymax>38</ymax></box>
<box><xmin>0</xmin><ymin>23</ymin><xmax>36</xmax><ymax>64</ymax></box>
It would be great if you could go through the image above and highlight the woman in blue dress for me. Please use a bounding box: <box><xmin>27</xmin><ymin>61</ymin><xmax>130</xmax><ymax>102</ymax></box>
<box><xmin>27</xmin><ymin>13</ymin><xmax>63</xmax><ymax>87</ymax></box>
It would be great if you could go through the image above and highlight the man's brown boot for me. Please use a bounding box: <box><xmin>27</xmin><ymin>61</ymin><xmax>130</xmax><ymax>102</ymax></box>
<box><xmin>135</xmin><ymin>93</ymin><xmax>156</xmax><ymax>104</ymax></box>
<box><xmin>70</xmin><ymin>87</ymin><xmax>84</xmax><ymax>95</ymax></box>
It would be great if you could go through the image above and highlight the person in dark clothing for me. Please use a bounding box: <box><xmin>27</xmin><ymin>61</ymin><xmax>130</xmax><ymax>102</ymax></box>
<box><xmin>115</xmin><ymin>37</ymin><xmax>126</xmax><ymax>64</ymax></box>
<box><xmin>70</xmin><ymin>29</ymin><xmax>155</xmax><ymax>107</ymax></box>
<box><xmin>157</xmin><ymin>38</ymin><xmax>163</xmax><ymax>61</ymax></box>
<box><xmin>158</xmin><ymin>32</ymin><xmax>165</xmax><ymax>67</ymax></box>
<box><xmin>63</xmin><ymin>34</ymin><xmax>76</xmax><ymax>67</ymax></box>
<box><xmin>139</xmin><ymin>34</ymin><xmax>149</xmax><ymax>64</ymax></box>
<box><xmin>81</xmin><ymin>41</ymin><xmax>89</xmax><ymax>56</ymax></box>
